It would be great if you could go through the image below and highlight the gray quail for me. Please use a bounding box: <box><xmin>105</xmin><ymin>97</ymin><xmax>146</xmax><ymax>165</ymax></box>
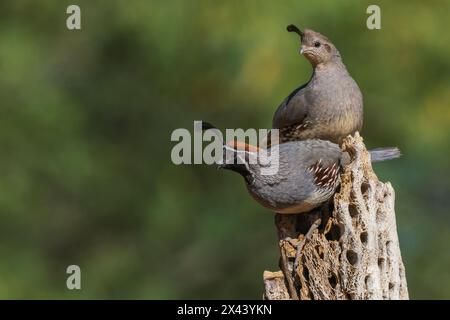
<box><xmin>219</xmin><ymin>139</ymin><xmax>399</xmax><ymax>214</ymax></box>
<box><xmin>269</xmin><ymin>25</ymin><xmax>363</xmax><ymax>146</ymax></box>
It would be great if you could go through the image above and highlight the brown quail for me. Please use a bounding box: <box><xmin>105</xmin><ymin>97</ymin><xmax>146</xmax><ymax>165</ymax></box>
<box><xmin>269</xmin><ymin>25</ymin><xmax>363</xmax><ymax>146</ymax></box>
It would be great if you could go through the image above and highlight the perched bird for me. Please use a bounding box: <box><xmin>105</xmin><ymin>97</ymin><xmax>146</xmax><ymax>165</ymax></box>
<box><xmin>270</xmin><ymin>25</ymin><xmax>363</xmax><ymax>146</ymax></box>
<box><xmin>219</xmin><ymin>139</ymin><xmax>400</xmax><ymax>214</ymax></box>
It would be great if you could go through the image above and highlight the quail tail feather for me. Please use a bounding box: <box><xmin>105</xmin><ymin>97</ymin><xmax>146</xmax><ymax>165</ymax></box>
<box><xmin>369</xmin><ymin>147</ymin><xmax>401</xmax><ymax>163</ymax></box>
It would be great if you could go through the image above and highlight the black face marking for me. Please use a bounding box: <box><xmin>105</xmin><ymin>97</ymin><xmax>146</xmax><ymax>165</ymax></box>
<box><xmin>308</xmin><ymin>161</ymin><xmax>340</xmax><ymax>190</ymax></box>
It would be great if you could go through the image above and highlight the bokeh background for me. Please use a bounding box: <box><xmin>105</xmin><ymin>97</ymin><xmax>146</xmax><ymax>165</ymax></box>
<box><xmin>0</xmin><ymin>0</ymin><xmax>449</xmax><ymax>299</ymax></box>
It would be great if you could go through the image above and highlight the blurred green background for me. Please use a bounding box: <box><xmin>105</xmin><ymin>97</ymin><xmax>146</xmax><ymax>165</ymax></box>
<box><xmin>0</xmin><ymin>0</ymin><xmax>449</xmax><ymax>299</ymax></box>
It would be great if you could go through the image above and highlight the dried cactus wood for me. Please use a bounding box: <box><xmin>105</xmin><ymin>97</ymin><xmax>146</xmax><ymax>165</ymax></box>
<box><xmin>263</xmin><ymin>133</ymin><xmax>408</xmax><ymax>300</ymax></box>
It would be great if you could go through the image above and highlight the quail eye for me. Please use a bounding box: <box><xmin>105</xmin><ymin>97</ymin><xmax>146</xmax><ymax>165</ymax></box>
<box><xmin>314</xmin><ymin>41</ymin><xmax>321</xmax><ymax>48</ymax></box>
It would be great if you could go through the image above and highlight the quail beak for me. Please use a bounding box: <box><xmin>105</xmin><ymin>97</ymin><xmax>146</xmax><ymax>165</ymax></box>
<box><xmin>300</xmin><ymin>45</ymin><xmax>314</xmax><ymax>58</ymax></box>
<box><xmin>216</xmin><ymin>160</ymin><xmax>225</xmax><ymax>169</ymax></box>
<box><xmin>216</xmin><ymin>150</ymin><xmax>226</xmax><ymax>169</ymax></box>
<box><xmin>300</xmin><ymin>46</ymin><xmax>305</xmax><ymax>54</ymax></box>
<box><xmin>217</xmin><ymin>145</ymin><xmax>237</xmax><ymax>169</ymax></box>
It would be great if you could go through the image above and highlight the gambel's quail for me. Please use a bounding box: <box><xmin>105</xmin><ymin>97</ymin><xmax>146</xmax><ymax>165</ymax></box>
<box><xmin>219</xmin><ymin>139</ymin><xmax>399</xmax><ymax>214</ymax></box>
<box><xmin>270</xmin><ymin>25</ymin><xmax>363</xmax><ymax>146</ymax></box>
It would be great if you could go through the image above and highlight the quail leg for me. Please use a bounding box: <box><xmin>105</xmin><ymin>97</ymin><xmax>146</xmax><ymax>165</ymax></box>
<box><xmin>293</xmin><ymin>218</ymin><xmax>321</xmax><ymax>271</ymax></box>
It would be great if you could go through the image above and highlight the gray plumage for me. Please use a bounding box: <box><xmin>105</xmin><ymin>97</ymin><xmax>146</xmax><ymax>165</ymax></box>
<box><xmin>220</xmin><ymin>140</ymin><xmax>400</xmax><ymax>214</ymax></box>
<box><xmin>271</xmin><ymin>26</ymin><xmax>363</xmax><ymax>146</ymax></box>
